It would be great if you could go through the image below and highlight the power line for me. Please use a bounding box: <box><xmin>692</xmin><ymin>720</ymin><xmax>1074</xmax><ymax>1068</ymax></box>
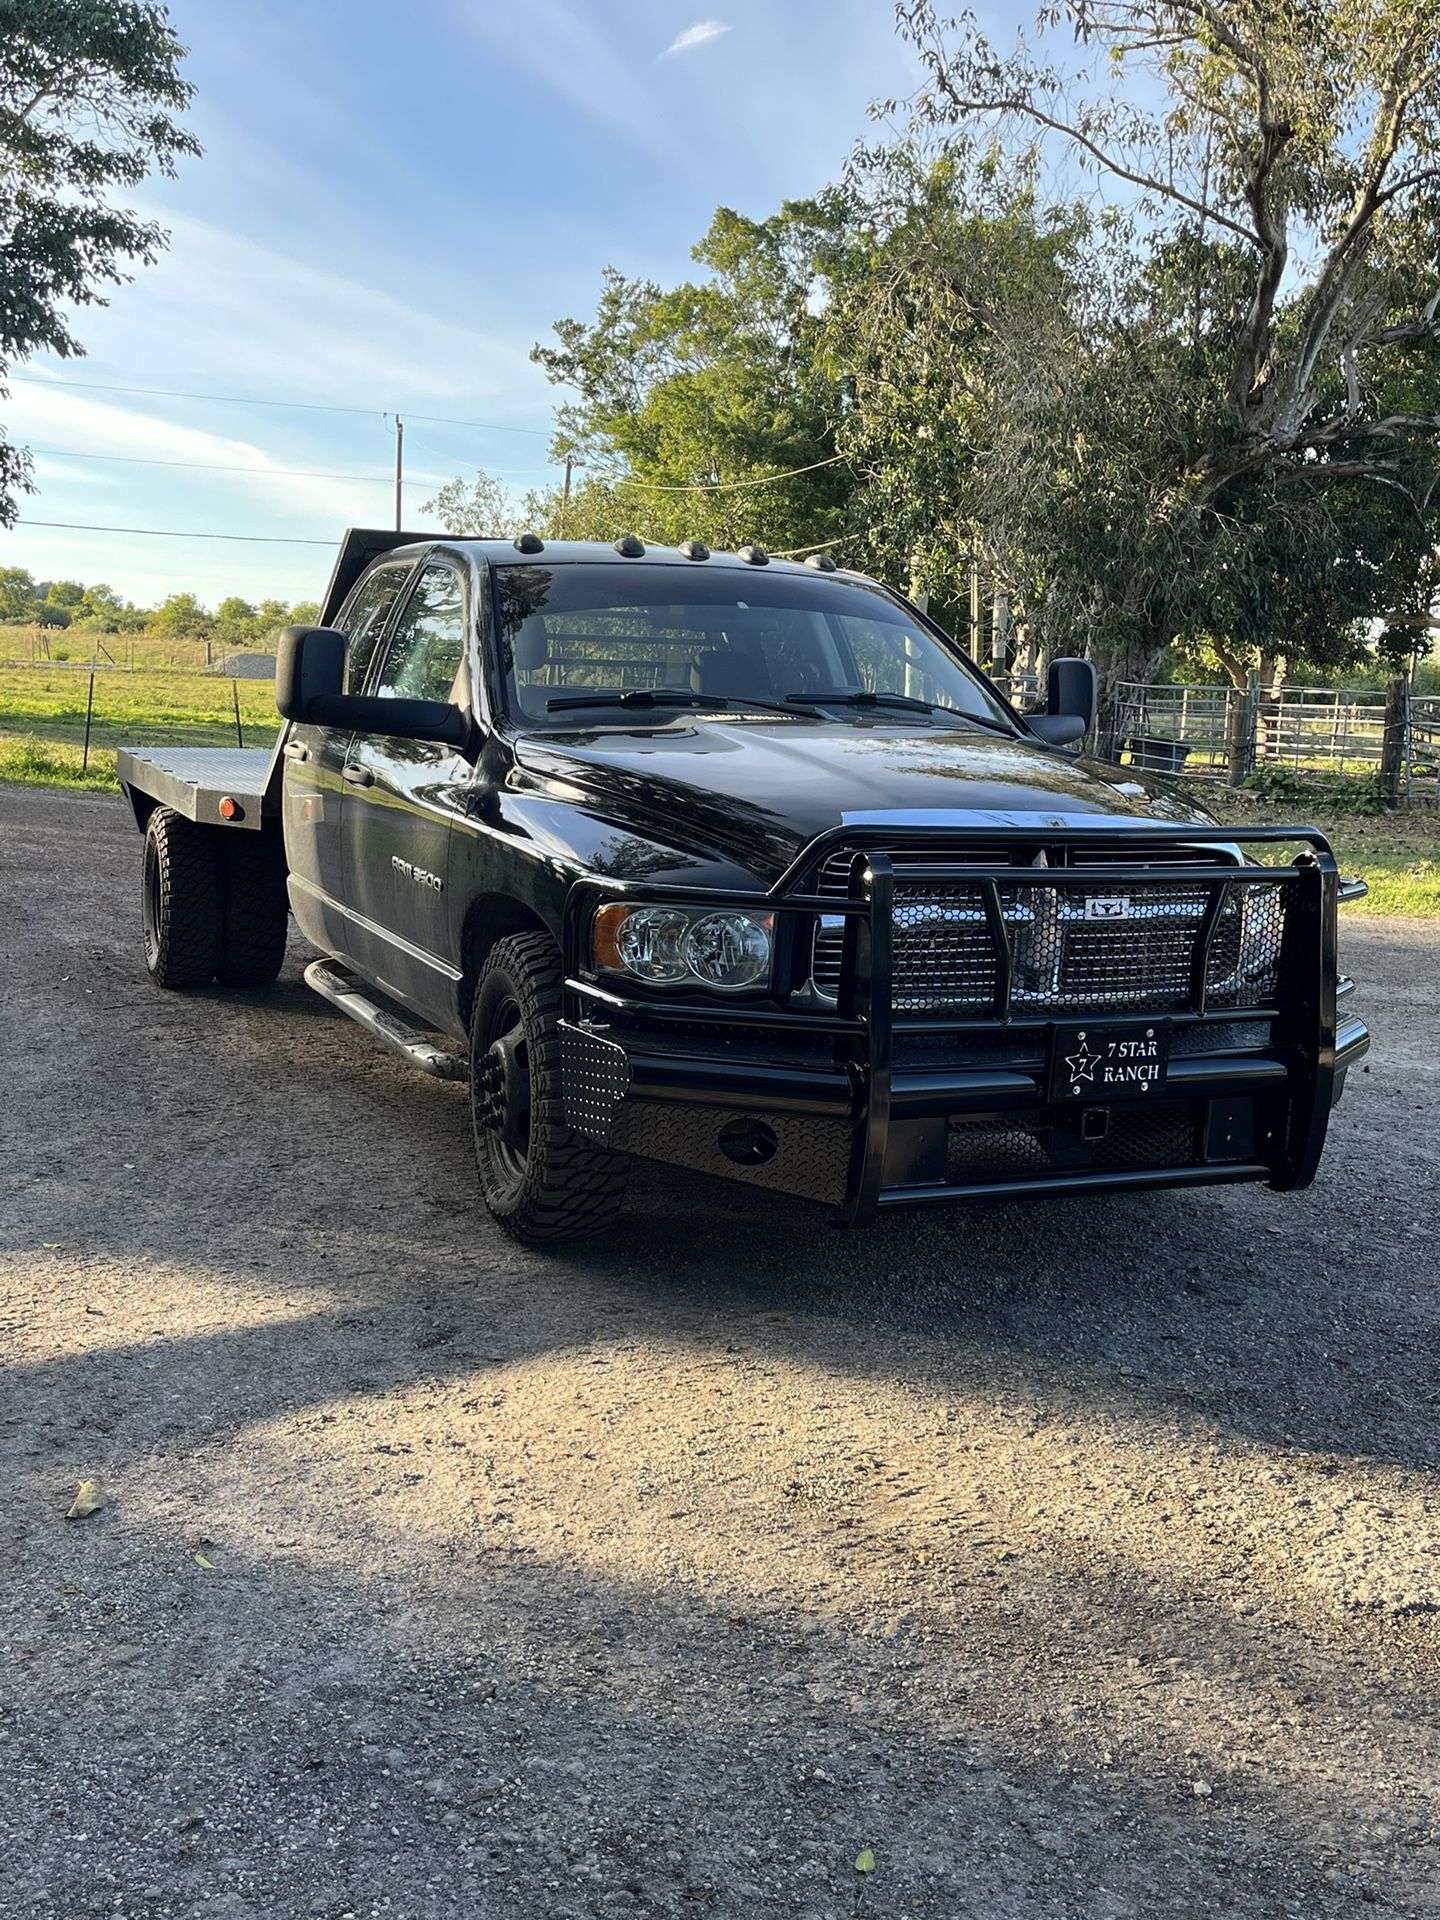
<box><xmin>14</xmin><ymin>518</ymin><xmax>337</xmax><ymax>546</ymax></box>
<box><xmin>612</xmin><ymin>454</ymin><xmax>847</xmax><ymax>494</ymax></box>
<box><xmin>8</xmin><ymin>372</ymin><xmax>554</xmax><ymax>438</ymax></box>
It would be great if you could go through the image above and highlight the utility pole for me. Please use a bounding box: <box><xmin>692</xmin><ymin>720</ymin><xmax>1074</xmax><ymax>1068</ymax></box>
<box><xmin>393</xmin><ymin>415</ymin><xmax>404</xmax><ymax>531</ymax></box>
<box><xmin>562</xmin><ymin>454</ymin><xmax>573</xmax><ymax>537</ymax></box>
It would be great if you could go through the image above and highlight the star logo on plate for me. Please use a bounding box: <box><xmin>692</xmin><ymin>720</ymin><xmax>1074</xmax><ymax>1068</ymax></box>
<box><xmin>1064</xmin><ymin>1035</ymin><xmax>1098</xmax><ymax>1090</ymax></box>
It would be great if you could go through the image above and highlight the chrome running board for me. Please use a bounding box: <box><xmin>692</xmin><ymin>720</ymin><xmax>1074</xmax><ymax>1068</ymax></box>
<box><xmin>304</xmin><ymin>959</ymin><xmax>466</xmax><ymax>1081</ymax></box>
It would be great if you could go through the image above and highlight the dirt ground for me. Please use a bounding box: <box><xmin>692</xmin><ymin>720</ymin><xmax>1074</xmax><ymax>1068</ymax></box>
<box><xmin>3</xmin><ymin>784</ymin><xmax>1439</xmax><ymax>1920</ymax></box>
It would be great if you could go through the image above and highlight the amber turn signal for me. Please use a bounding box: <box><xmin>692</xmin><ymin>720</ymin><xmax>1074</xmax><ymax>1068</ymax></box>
<box><xmin>591</xmin><ymin>902</ymin><xmax>632</xmax><ymax>972</ymax></box>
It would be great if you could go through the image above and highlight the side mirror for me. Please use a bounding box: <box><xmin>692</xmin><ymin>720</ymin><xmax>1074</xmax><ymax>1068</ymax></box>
<box><xmin>276</xmin><ymin>625</ymin><xmax>470</xmax><ymax>749</ymax></box>
<box><xmin>275</xmin><ymin>625</ymin><xmax>345</xmax><ymax>721</ymax></box>
<box><xmin>1029</xmin><ymin>656</ymin><xmax>1096</xmax><ymax>747</ymax></box>
<box><xmin>309</xmin><ymin>693</ymin><xmax>471</xmax><ymax>750</ymax></box>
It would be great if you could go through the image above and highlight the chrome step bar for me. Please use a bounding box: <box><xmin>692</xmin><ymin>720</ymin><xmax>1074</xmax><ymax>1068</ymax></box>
<box><xmin>303</xmin><ymin>959</ymin><xmax>466</xmax><ymax>1081</ymax></box>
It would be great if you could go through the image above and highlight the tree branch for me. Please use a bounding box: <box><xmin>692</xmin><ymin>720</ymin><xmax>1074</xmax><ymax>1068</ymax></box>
<box><xmin>912</xmin><ymin>71</ymin><xmax>1258</xmax><ymax>245</ymax></box>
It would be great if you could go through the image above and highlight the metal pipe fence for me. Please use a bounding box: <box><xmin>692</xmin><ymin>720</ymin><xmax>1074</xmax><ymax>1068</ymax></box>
<box><xmin>1105</xmin><ymin>678</ymin><xmax>1437</xmax><ymax>803</ymax></box>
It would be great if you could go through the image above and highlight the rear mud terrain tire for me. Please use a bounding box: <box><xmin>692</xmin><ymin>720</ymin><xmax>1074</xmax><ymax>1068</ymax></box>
<box><xmin>218</xmin><ymin>832</ymin><xmax>289</xmax><ymax>989</ymax></box>
<box><xmin>142</xmin><ymin>808</ymin><xmax>223</xmax><ymax>989</ymax></box>
<box><xmin>470</xmin><ymin>931</ymin><xmax>629</xmax><ymax>1243</ymax></box>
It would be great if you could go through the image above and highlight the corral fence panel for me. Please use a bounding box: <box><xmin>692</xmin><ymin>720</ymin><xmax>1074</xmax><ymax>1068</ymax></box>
<box><xmin>1104</xmin><ymin>677</ymin><xmax>1435</xmax><ymax>803</ymax></box>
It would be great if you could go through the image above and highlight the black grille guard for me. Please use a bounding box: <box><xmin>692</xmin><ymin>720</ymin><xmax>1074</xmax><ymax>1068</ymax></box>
<box><xmin>561</xmin><ymin>821</ymin><xmax>1361</xmax><ymax>1221</ymax></box>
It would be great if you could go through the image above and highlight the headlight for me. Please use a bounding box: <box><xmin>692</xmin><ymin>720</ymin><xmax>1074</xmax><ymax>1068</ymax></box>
<box><xmin>593</xmin><ymin>904</ymin><xmax>774</xmax><ymax>992</ymax></box>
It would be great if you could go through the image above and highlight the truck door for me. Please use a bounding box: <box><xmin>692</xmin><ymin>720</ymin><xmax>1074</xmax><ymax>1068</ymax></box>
<box><xmin>282</xmin><ymin>560</ymin><xmax>412</xmax><ymax>958</ymax></box>
<box><xmin>338</xmin><ymin>560</ymin><xmax>472</xmax><ymax>1028</ymax></box>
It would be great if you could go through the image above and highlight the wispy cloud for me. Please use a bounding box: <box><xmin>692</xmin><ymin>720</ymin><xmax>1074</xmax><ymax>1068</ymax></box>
<box><xmin>659</xmin><ymin>19</ymin><xmax>731</xmax><ymax>59</ymax></box>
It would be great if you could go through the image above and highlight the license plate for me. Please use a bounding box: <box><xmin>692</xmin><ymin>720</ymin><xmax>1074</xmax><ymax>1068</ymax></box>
<box><xmin>1048</xmin><ymin>1020</ymin><xmax>1171</xmax><ymax>1103</ymax></box>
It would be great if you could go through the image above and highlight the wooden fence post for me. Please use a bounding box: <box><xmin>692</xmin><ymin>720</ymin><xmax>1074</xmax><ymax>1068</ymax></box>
<box><xmin>1380</xmin><ymin>675</ymin><xmax>1408</xmax><ymax>805</ymax></box>
<box><xmin>82</xmin><ymin>668</ymin><xmax>96</xmax><ymax>772</ymax></box>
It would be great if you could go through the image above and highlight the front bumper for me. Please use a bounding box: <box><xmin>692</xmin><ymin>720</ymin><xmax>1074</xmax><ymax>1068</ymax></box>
<box><xmin>558</xmin><ymin>823</ymin><xmax>1370</xmax><ymax>1223</ymax></box>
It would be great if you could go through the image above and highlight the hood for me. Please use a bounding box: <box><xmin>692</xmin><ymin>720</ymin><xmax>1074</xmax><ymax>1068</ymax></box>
<box><xmin>513</xmin><ymin>719</ymin><xmax>1215</xmax><ymax>883</ymax></box>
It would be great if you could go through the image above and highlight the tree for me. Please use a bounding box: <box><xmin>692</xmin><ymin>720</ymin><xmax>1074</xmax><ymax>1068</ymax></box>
<box><xmin>45</xmin><ymin>576</ymin><xmax>84</xmax><ymax>606</ymax></box>
<box><xmin>0</xmin><ymin>563</ymin><xmax>36</xmax><ymax>617</ymax></box>
<box><xmin>815</xmin><ymin>141</ymin><xmax>1087</xmax><ymax>623</ymax></box>
<box><xmin>0</xmin><ymin>1</ymin><xmax>199</xmax><ymax>524</ymax></box>
<box><xmin>423</xmin><ymin>468</ymin><xmax>521</xmax><ymax>538</ymax></box>
<box><xmin>891</xmin><ymin>0</ymin><xmax>1440</xmax><ymax>693</ymax></box>
<box><xmin>152</xmin><ymin>590</ymin><xmax>209</xmax><ymax>639</ymax></box>
<box><xmin>531</xmin><ymin>203</ymin><xmax>854</xmax><ymax>553</ymax></box>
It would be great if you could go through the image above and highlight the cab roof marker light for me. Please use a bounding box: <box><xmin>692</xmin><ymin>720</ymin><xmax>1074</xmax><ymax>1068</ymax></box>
<box><xmin>738</xmin><ymin>544</ymin><xmax>770</xmax><ymax>565</ymax></box>
<box><xmin>614</xmin><ymin>534</ymin><xmax>646</xmax><ymax>558</ymax></box>
<box><xmin>805</xmin><ymin>552</ymin><xmax>838</xmax><ymax>572</ymax></box>
<box><xmin>677</xmin><ymin>539</ymin><xmax>710</xmax><ymax>560</ymax></box>
<box><xmin>513</xmin><ymin>532</ymin><xmax>544</xmax><ymax>554</ymax></box>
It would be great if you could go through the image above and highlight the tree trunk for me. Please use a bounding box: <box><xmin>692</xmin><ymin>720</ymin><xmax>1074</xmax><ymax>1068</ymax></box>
<box><xmin>1090</xmin><ymin>619</ymin><xmax>1174</xmax><ymax>757</ymax></box>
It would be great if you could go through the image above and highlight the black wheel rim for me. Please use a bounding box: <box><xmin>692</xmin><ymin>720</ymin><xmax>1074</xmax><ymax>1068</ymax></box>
<box><xmin>142</xmin><ymin>832</ymin><xmax>161</xmax><ymax>968</ymax></box>
<box><xmin>475</xmin><ymin>993</ymin><xmax>531</xmax><ymax>1193</ymax></box>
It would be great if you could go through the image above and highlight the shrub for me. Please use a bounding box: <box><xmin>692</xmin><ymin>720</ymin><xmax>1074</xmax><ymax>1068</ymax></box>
<box><xmin>1242</xmin><ymin>764</ymin><xmax>1391</xmax><ymax>815</ymax></box>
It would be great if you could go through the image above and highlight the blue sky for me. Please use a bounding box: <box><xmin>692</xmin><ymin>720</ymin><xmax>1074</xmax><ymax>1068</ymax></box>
<box><xmin>1</xmin><ymin>0</ymin><xmax>924</xmax><ymax>608</ymax></box>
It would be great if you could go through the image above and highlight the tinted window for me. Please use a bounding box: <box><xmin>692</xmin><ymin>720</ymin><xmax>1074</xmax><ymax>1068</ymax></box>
<box><xmin>339</xmin><ymin>565</ymin><xmax>408</xmax><ymax>694</ymax></box>
<box><xmin>492</xmin><ymin>564</ymin><xmax>1013</xmax><ymax>730</ymax></box>
<box><xmin>376</xmin><ymin>566</ymin><xmax>466</xmax><ymax>702</ymax></box>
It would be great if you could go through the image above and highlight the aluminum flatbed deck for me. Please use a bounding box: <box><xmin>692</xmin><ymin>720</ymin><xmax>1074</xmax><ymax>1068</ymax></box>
<box><xmin>115</xmin><ymin>744</ymin><xmax>282</xmax><ymax>831</ymax></box>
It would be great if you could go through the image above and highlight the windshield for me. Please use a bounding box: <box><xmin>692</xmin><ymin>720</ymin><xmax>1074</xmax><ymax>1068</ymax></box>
<box><xmin>491</xmin><ymin>564</ymin><xmax>1016</xmax><ymax>732</ymax></box>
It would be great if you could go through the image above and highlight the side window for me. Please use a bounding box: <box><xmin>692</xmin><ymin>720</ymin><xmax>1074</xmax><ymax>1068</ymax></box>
<box><xmin>339</xmin><ymin>566</ymin><xmax>408</xmax><ymax>694</ymax></box>
<box><xmin>376</xmin><ymin>566</ymin><xmax>467</xmax><ymax>702</ymax></box>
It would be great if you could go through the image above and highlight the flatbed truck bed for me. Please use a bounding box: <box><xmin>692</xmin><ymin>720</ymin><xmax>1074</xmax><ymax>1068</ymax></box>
<box><xmin>116</xmin><ymin>744</ymin><xmax>281</xmax><ymax>833</ymax></box>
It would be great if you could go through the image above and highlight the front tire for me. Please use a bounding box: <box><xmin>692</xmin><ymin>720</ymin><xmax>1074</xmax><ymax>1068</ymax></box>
<box><xmin>470</xmin><ymin>932</ymin><xmax>629</xmax><ymax>1243</ymax></box>
<box><xmin>142</xmin><ymin>808</ymin><xmax>223</xmax><ymax>989</ymax></box>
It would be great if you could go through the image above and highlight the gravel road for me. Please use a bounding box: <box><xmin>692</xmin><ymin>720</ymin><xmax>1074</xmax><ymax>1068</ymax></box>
<box><xmin>3</xmin><ymin>783</ymin><xmax>1439</xmax><ymax>1920</ymax></box>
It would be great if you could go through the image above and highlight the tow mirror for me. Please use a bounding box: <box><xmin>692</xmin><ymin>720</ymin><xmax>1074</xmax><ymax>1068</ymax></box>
<box><xmin>1028</xmin><ymin>656</ymin><xmax>1096</xmax><ymax>747</ymax></box>
<box><xmin>308</xmin><ymin>693</ymin><xmax>471</xmax><ymax>749</ymax></box>
<box><xmin>275</xmin><ymin>625</ymin><xmax>345</xmax><ymax>721</ymax></box>
<box><xmin>276</xmin><ymin>625</ymin><xmax>471</xmax><ymax>749</ymax></box>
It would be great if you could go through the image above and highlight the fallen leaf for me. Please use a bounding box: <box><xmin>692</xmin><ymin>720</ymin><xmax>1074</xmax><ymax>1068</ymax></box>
<box><xmin>66</xmin><ymin>1479</ymin><xmax>106</xmax><ymax>1520</ymax></box>
<box><xmin>194</xmin><ymin>1551</ymin><xmax>215</xmax><ymax>1571</ymax></box>
<box><xmin>854</xmin><ymin>1849</ymin><xmax>876</xmax><ymax>1874</ymax></box>
<box><xmin>42</xmin><ymin>1242</ymin><xmax>62</xmax><ymax>1251</ymax></box>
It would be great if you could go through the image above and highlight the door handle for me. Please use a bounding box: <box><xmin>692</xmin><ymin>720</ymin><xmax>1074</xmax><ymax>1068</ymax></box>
<box><xmin>283</xmin><ymin>739</ymin><xmax>309</xmax><ymax>762</ymax></box>
<box><xmin>342</xmin><ymin>763</ymin><xmax>374</xmax><ymax>788</ymax></box>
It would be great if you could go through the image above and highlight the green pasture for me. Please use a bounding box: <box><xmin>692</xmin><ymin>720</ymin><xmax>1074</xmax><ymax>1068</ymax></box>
<box><xmin>0</xmin><ymin>662</ymin><xmax>280</xmax><ymax>767</ymax></box>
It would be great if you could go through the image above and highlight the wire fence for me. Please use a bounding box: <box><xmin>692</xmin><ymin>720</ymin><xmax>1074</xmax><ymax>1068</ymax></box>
<box><xmin>0</xmin><ymin>657</ymin><xmax>280</xmax><ymax>775</ymax></box>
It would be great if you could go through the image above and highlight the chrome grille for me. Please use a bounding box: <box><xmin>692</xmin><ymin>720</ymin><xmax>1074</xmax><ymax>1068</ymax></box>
<box><xmin>809</xmin><ymin>847</ymin><xmax>1290</xmax><ymax>1017</ymax></box>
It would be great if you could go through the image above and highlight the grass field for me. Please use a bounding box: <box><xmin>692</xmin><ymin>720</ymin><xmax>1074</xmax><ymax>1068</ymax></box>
<box><xmin>0</xmin><ymin>662</ymin><xmax>280</xmax><ymax>790</ymax></box>
<box><xmin>0</xmin><ymin>626</ymin><xmax>248</xmax><ymax>673</ymax></box>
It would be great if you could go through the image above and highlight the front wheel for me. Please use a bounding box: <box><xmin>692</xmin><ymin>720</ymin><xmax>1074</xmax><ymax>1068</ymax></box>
<box><xmin>469</xmin><ymin>932</ymin><xmax>629</xmax><ymax>1243</ymax></box>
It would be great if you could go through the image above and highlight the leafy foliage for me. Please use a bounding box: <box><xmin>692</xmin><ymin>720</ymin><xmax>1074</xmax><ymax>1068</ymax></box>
<box><xmin>888</xmin><ymin>0</ymin><xmax>1440</xmax><ymax>689</ymax></box>
<box><xmin>1242</xmin><ymin>764</ymin><xmax>1392</xmax><ymax>814</ymax></box>
<box><xmin>0</xmin><ymin>0</ymin><xmax>199</xmax><ymax>523</ymax></box>
<box><xmin>531</xmin><ymin>203</ymin><xmax>853</xmax><ymax>554</ymax></box>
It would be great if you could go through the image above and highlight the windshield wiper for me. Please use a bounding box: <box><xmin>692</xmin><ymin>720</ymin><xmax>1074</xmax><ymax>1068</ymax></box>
<box><xmin>546</xmin><ymin>686</ymin><xmax>820</xmax><ymax>719</ymax></box>
<box><xmin>784</xmin><ymin>688</ymin><xmax>1014</xmax><ymax>735</ymax></box>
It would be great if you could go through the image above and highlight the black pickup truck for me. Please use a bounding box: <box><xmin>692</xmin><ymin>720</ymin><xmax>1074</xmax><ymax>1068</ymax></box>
<box><xmin>116</xmin><ymin>528</ymin><xmax>1370</xmax><ymax>1242</ymax></box>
